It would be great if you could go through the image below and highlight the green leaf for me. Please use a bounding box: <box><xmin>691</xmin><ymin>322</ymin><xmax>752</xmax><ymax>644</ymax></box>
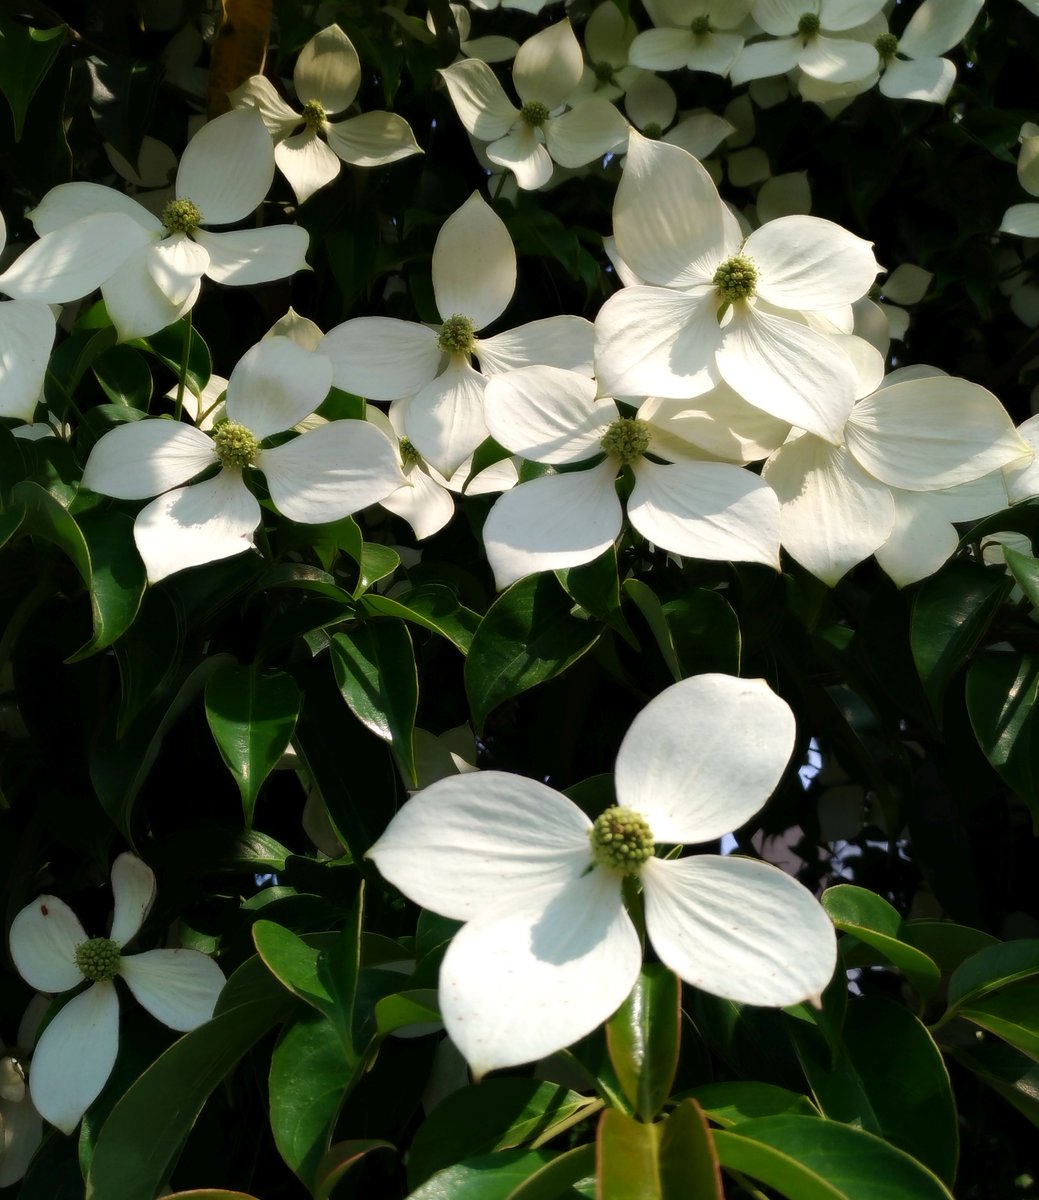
<box><xmin>597</xmin><ymin>1102</ymin><xmax>723</xmax><ymax>1199</ymax></box>
<box><xmin>330</xmin><ymin>622</ymin><xmax>418</xmax><ymax>784</ymax></box>
<box><xmin>622</xmin><ymin>579</ymin><xmax>682</xmax><ymax>681</ymax></box>
<box><xmin>313</xmin><ymin>1140</ymin><xmax>396</xmax><ymax>1200</ymax></box>
<box><xmin>503</xmin><ymin>1144</ymin><xmax>596</xmax><ymax>1200</ymax></box>
<box><xmin>71</xmin><ymin>510</ymin><xmax>148</xmax><ymax>658</ymax></box>
<box><xmin>465</xmin><ymin>573</ymin><xmax>603</xmax><ymax>733</ymax></box>
<box><xmin>911</xmin><ymin>559</ymin><xmax>1011</xmax><ymax>720</ymax></box>
<box><xmin>204</xmin><ymin>662</ymin><xmax>301</xmax><ymax>825</ymax></box>
<box><xmin>130</xmin><ymin>318</ymin><xmax>211</xmax><ymax>400</ymax></box>
<box><xmin>901</xmin><ymin>920</ymin><xmax>999</xmax><ymax>974</ymax></box>
<box><xmin>966</xmin><ymin>652</ymin><xmax>1039</xmax><ymax>830</ymax></box>
<box><xmin>948</xmin><ymin>1038</ymin><xmax>1039</xmax><ymax>1130</ymax></box>
<box><xmin>85</xmin><ymin>996</ymin><xmax>294</xmax><ymax>1200</ymax></box>
<box><xmin>406</xmin><ymin>1150</ymin><xmax>557</xmax><ymax>1200</ymax></box>
<box><xmin>84</xmin><ymin>54</ymin><xmax>165</xmax><ymax>166</ymax></box>
<box><xmin>91</xmin><ymin>343</ymin><xmax>153</xmax><ymax>409</ymax></box>
<box><xmin>959</xmin><ymin>980</ymin><xmax>1039</xmax><ymax>1061</ymax></box>
<box><xmin>713</xmin><ymin>1116</ymin><xmax>955</xmax><ymax>1200</ymax></box>
<box><xmin>0</xmin><ymin>15</ymin><xmax>65</xmax><ymax>140</ymax></box>
<box><xmin>408</xmin><ymin>1080</ymin><xmax>591</xmax><ymax>1189</ymax></box>
<box><xmin>606</xmin><ymin>964</ymin><xmax>681</xmax><ymax>1121</ymax></box>
<box><xmin>557</xmin><ymin>547</ymin><xmax>638</xmax><ymax>646</ymax></box>
<box><xmin>374</xmin><ymin>989</ymin><xmax>440</xmax><ymax>1035</ymax></box>
<box><xmin>947</xmin><ymin>939</ymin><xmax>1039</xmax><ymax>1011</ymax></box>
<box><xmin>1002</xmin><ymin>545</ymin><xmax>1039</xmax><ymax>610</ymax></box>
<box><xmin>661</xmin><ymin>589</ymin><xmax>741</xmax><ymax>678</ymax></box>
<box><xmin>354</xmin><ymin>543</ymin><xmax>401</xmax><ymax>595</ymax></box>
<box><xmin>253</xmin><ymin>921</ymin><xmax>336</xmax><ymax>1014</ymax></box>
<box><xmin>822</xmin><ymin>885</ymin><xmax>941</xmax><ymax>996</ymax></box>
<box><xmin>687</xmin><ymin>1082</ymin><xmax>818</xmax><ymax>1127</ymax></box>
<box><xmin>161</xmin><ymin>1192</ymin><xmax>262</xmax><ymax>1199</ymax></box>
<box><xmin>792</xmin><ymin>997</ymin><xmax>958</xmax><ymax>1184</ymax></box>
<box><xmin>361</xmin><ymin>584</ymin><xmax>480</xmax><ymax>654</ymax></box>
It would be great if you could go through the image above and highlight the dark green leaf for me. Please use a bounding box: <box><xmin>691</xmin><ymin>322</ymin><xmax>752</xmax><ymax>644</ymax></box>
<box><xmin>557</xmin><ymin>547</ymin><xmax>638</xmax><ymax>646</ymax></box>
<box><xmin>91</xmin><ymin>344</ymin><xmax>153</xmax><ymax>410</ymax></box>
<box><xmin>362</xmin><ymin>584</ymin><xmax>480</xmax><ymax>654</ymax></box>
<box><xmin>131</xmin><ymin>318</ymin><xmax>211</xmax><ymax>400</ymax></box>
<box><xmin>822</xmin><ymin>885</ymin><xmax>940</xmax><ymax>996</ymax></box>
<box><xmin>504</xmin><ymin>1144</ymin><xmax>596</xmax><ymax>1200</ymax></box>
<box><xmin>606</xmin><ymin>964</ymin><xmax>680</xmax><ymax>1121</ymax></box>
<box><xmin>314</xmin><ymin>1140</ymin><xmax>396</xmax><ymax>1200</ymax></box>
<box><xmin>406</xmin><ymin>1149</ymin><xmax>556</xmax><ymax>1199</ymax></box>
<box><xmin>687</xmin><ymin>1082</ymin><xmax>818</xmax><ymax>1126</ymax></box>
<box><xmin>966</xmin><ymin>652</ymin><xmax>1039</xmax><ymax>830</ymax></box>
<box><xmin>959</xmin><ymin>980</ymin><xmax>1039</xmax><ymax>1060</ymax></box>
<box><xmin>69</xmin><ymin>509</ymin><xmax>147</xmax><ymax>660</ymax></box>
<box><xmin>84</xmin><ymin>54</ymin><xmax>164</xmax><ymax>165</ymax></box>
<box><xmin>947</xmin><ymin>939</ymin><xmax>1039</xmax><ymax>1011</ymax></box>
<box><xmin>0</xmin><ymin>15</ymin><xmax>65</xmax><ymax>140</ymax></box>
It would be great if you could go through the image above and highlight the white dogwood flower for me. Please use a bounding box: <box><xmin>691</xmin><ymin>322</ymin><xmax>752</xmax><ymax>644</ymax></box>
<box><xmin>0</xmin><ymin>211</ymin><xmax>55</xmax><ymax>423</ymax></box>
<box><xmin>8</xmin><ymin>853</ymin><xmax>225</xmax><ymax>1134</ymax></box>
<box><xmin>82</xmin><ymin>337</ymin><xmax>404</xmax><ymax>582</ymax></box>
<box><xmin>629</xmin><ymin>0</ymin><xmax>750</xmax><ymax>77</ymax></box>
<box><xmin>369</xmin><ymin>673</ymin><xmax>837</xmax><ymax>1077</ymax></box>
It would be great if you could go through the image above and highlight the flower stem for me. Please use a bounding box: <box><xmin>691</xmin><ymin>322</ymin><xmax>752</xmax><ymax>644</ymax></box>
<box><xmin>173</xmin><ymin>310</ymin><xmax>194</xmax><ymax>424</ymax></box>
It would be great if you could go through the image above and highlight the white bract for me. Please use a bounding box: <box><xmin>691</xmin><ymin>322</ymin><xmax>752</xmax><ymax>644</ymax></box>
<box><xmin>0</xmin><ymin>109</ymin><xmax>309</xmax><ymax>341</ymax></box>
<box><xmin>369</xmin><ymin>673</ymin><xmax>837</xmax><ymax>1077</ymax></box>
<box><xmin>0</xmin><ymin>1036</ymin><xmax>41</xmax><ymax>1187</ymax></box>
<box><xmin>480</xmin><ymin>364</ymin><xmax>781</xmax><ymax>588</ymax></box>
<box><xmin>1001</xmin><ymin>122</ymin><xmax>1039</xmax><ymax>238</ymax></box>
<box><xmin>230</xmin><ymin>25</ymin><xmax>422</xmax><ymax>205</ymax></box>
<box><xmin>872</xmin><ymin>0</ymin><xmax>984</xmax><ymax>103</ymax></box>
<box><xmin>0</xmin><ymin>211</ymin><xmax>56</xmax><ymax>423</ymax></box>
<box><xmin>629</xmin><ymin>0</ymin><xmax>750</xmax><ymax>77</ymax></box>
<box><xmin>319</xmin><ymin>192</ymin><xmax>594</xmax><ymax>476</ymax></box>
<box><xmin>7</xmin><ymin>853</ymin><xmax>226</xmax><ymax>1134</ymax></box>
<box><xmin>595</xmin><ymin>133</ymin><xmax>881</xmax><ymax>443</ymax></box>
<box><xmin>82</xmin><ymin>337</ymin><xmax>404</xmax><ymax>582</ymax></box>
<box><xmin>439</xmin><ymin>20</ymin><xmax>629</xmax><ymax>190</ymax></box>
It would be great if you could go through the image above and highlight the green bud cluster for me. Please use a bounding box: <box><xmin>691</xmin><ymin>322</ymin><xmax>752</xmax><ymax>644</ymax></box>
<box><xmin>74</xmin><ymin>937</ymin><xmax>121</xmax><ymax>982</ymax></box>
<box><xmin>601</xmin><ymin>417</ymin><xmax>650</xmax><ymax>465</ymax></box>
<box><xmin>690</xmin><ymin>14</ymin><xmax>712</xmax><ymax>35</ymax></box>
<box><xmin>520</xmin><ymin>100</ymin><xmax>550</xmax><ymax>128</ymax></box>
<box><xmin>594</xmin><ymin>61</ymin><xmax>616</xmax><ymax>84</ymax></box>
<box><xmin>301</xmin><ymin>99</ymin><xmax>327</xmax><ymax>130</ymax></box>
<box><xmin>874</xmin><ymin>32</ymin><xmax>899</xmax><ymax>61</ymax></box>
<box><xmin>212</xmin><ymin>420</ymin><xmax>260</xmax><ymax>468</ymax></box>
<box><xmin>590</xmin><ymin>806</ymin><xmax>655</xmax><ymax>872</ymax></box>
<box><xmin>797</xmin><ymin>12</ymin><xmax>821</xmax><ymax>36</ymax></box>
<box><xmin>713</xmin><ymin>255</ymin><xmax>758</xmax><ymax>303</ymax></box>
<box><xmin>161</xmin><ymin>198</ymin><xmax>203</xmax><ymax>236</ymax></box>
<box><xmin>642</xmin><ymin>123</ymin><xmax>664</xmax><ymax>140</ymax></box>
<box><xmin>438</xmin><ymin>313</ymin><xmax>478</xmax><ymax>356</ymax></box>
<box><xmin>399</xmin><ymin>437</ymin><xmax>422</xmax><ymax>467</ymax></box>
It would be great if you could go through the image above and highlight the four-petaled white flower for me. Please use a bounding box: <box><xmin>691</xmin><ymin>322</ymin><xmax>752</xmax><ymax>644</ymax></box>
<box><xmin>0</xmin><ymin>211</ymin><xmax>56</xmax><ymax>423</ymax></box>
<box><xmin>368</xmin><ymin>673</ymin><xmax>838</xmax><ymax>1078</ymax></box>
<box><xmin>0</xmin><ymin>109</ymin><xmax>309</xmax><ymax>342</ymax></box>
<box><xmin>230</xmin><ymin>24</ymin><xmax>423</xmax><ymax>205</ymax></box>
<box><xmin>82</xmin><ymin>337</ymin><xmax>405</xmax><ymax>583</ymax></box>
<box><xmin>629</xmin><ymin>0</ymin><xmax>750</xmax><ymax>78</ymax></box>
<box><xmin>8</xmin><ymin>853</ymin><xmax>226</xmax><ymax>1134</ymax></box>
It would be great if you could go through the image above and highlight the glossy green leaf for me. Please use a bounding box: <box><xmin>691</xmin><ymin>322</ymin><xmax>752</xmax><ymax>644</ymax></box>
<box><xmin>902</xmin><ymin>920</ymin><xmax>999</xmax><ymax>974</ymax></box>
<box><xmin>406</xmin><ymin>1149</ymin><xmax>556</xmax><ymax>1200</ymax></box>
<box><xmin>606</xmin><ymin>964</ymin><xmax>681</xmax><ymax>1121</ymax></box>
<box><xmin>504</xmin><ymin>1144</ymin><xmax>596</xmax><ymax>1200</ymax></box>
<box><xmin>622</xmin><ymin>579</ymin><xmax>682</xmax><ymax>681</ymax></box>
<box><xmin>948</xmin><ymin>1038</ymin><xmax>1039</xmax><ymax>1130</ymax></box>
<box><xmin>84</xmin><ymin>54</ymin><xmax>164</xmax><ymax>165</ymax></box>
<box><xmin>959</xmin><ymin>980</ymin><xmax>1039</xmax><ymax>1060</ymax></box>
<box><xmin>314</xmin><ymin>1140</ymin><xmax>396</xmax><ymax>1200</ymax></box>
<box><xmin>911</xmin><ymin>559</ymin><xmax>1011</xmax><ymax>719</ymax></box>
<box><xmin>557</xmin><ymin>547</ymin><xmax>638</xmax><ymax>646</ymax></box>
<box><xmin>661</xmin><ymin>589</ymin><xmax>741</xmax><ymax>678</ymax></box>
<box><xmin>408</xmin><ymin>1080</ymin><xmax>591</xmax><ymax>1189</ymax></box>
<box><xmin>687</xmin><ymin>1083</ymin><xmax>818</xmax><ymax>1127</ymax></box>
<box><xmin>822</xmin><ymin>885</ymin><xmax>940</xmax><ymax>996</ymax></box>
<box><xmin>713</xmin><ymin>1116</ymin><xmax>955</xmax><ymax>1200</ymax></box>
<box><xmin>131</xmin><ymin>317</ymin><xmax>211</xmax><ymax>400</ymax></box>
<box><xmin>253</xmin><ymin>920</ymin><xmax>336</xmax><ymax>1015</ymax></box>
<box><xmin>70</xmin><ymin>509</ymin><xmax>148</xmax><ymax>659</ymax></box>
<box><xmin>374</xmin><ymin>988</ymin><xmax>440</xmax><ymax>1035</ymax></box>
<box><xmin>1002</xmin><ymin>544</ymin><xmax>1039</xmax><ymax>610</ymax></box>
<box><xmin>361</xmin><ymin>584</ymin><xmax>480</xmax><ymax>654</ymax></box>
<box><xmin>966</xmin><ymin>652</ymin><xmax>1039</xmax><ymax>829</ymax></box>
<box><xmin>331</xmin><ymin>621</ymin><xmax>418</xmax><ymax>783</ymax></box>
<box><xmin>91</xmin><ymin>344</ymin><xmax>153</xmax><ymax>409</ymax></box>
<box><xmin>465</xmin><ymin>573</ymin><xmax>602</xmax><ymax>733</ymax></box>
<box><xmin>355</xmin><ymin>543</ymin><xmax>401</xmax><ymax>595</ymax></box>
<box><xmin>947</xmin><ymin>939</ymin><xmax>1039</xmax><ymax>1011</ymax></box>
<box><xmin>204</xmin><ymin>662</ymin><xmax>301</xmax><ymax>826</ymax></box>
<box><xmin>0</xmin><ymin>15</ymin><xmax>66</xmax><ymax>139</ymax></box>
<box><xmin>597</xmin><ymin>1102</ymin><xmax>723</xmax><ymax>1199</ymax></box>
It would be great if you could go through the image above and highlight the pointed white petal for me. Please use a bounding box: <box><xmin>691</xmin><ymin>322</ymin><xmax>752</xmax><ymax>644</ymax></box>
<box><xmin>294</xmin><ymin>24</ymin><xmax>361</xmax><ymax>113</ymax></box>
<box><xmin>264</xmin><ymin>307</ymin><xmax>324</xmax><ymax>350</ymax></box>
<box><xmin>194</xmin><ymin>225</ymin><xmax>309</xmax><ymax>287</ymax></box>
<box><xmin>762</xmin><ymin>435</ymin><xmax>894</xmax><ymax>584</ymax></box>
<box><xmin>133</xmin><ymin>471</ymin><xmax>260</xmax><ymax>583</ymax></box>
<box><xmin>146</xmin><ymin>234</ymin><xmax>210</xmax><ymax>306</ymax></box>
<box><xmin>624</xmin><ymin>72</ymin><xmax>678</xmax><ymax>131</ymax></box>
<box><xmin>663</xmin><ymin>112</ymin><xmax>737</xmax><ymax>160</ymax></box>
<box><xmin>484</xmin><ymin>364</ymin><xmax>614</xmax><ymax>463</ymax></box>
<box><xmin>628</xmin><ymin>459</ymin><xmax>781</xmax><ymax>568</ymax></box>
<box><xmin>109</xmin><ymin>853</ymin><xmax>157</xmax><ymax>948</ymax></box>
<box><xmin>586</xmin><ymin>0</ymin><xmax>637</xmax><ymax>63</ymax></box>
<box><xmin>751</xmin><ymin>0</ymin><xmax>802</xmax><ymax>36</ymax></box>
<box><xmin>874</xmin><ymin>492</ymin><xmax>959</xmax><ymax>587</ymax></box>
<box><xmin>225</xmin><ymin>337</ymin><xmax>332</xmax><ymax>438</ymax></box>
<box><xmin>717</xmin><ymin>307</ymin><xmax>855</xmax><ymax>443</ymax></box>
<box><xmin>639</xmin><ymin>384</ymin><xmax>790</xmax><ymax>464</ymax></box>
<box><xmin>643</xmin><ymin>855</ymin><xmax>837</xmax><ymax>1006</ymax></box>
<box><xmin>83</xmin><ymin>421</ymin><xmax>216</xmax><ymax>499</ymax></box>
<box><xmin>29</xmin><ymin>983</ymin><xmax>119</xmax><ymax>1134</ymax></box>
<box><xmin>323</xmin><ymin>111</ymin><xmax>423</xmax><ymax>166</ymax></box>
<box><xmin>0</xmin><ymin>299</ymin><xmax>54</xmax><ymax>421</ymax></box>
<box><xmin>613</xmin><ymin>132</ymin><xmax>739</xmax><ymax>289</ymax></box>
<box><xmin>433</xmin><ymin>193</ymin><xmax>515</xmax><ymax>329</ymax></box>
<box><xmin>259</xmin><ymin>421</ymin><xmax>404</xmax><ymax>522</ymax></box>
<box><xmin>477</xmin><ymin>315</ymin><xmax>595</xmax><ymax>376</ymax></box>
<box><xmin>544</xmin><ymin>100</ymin><xmax>629</xmax><ymax>167</ymax></box>
<box><xmin>275</xmin><ymin>129</ymin><xmax>341</xmax><ymax>203</ymax></box>
<box><xmin>747</xmin><ymin>215</ymin><xmax>878</xmax><ymax>310</ymax></box>
<box><xmin>898</xmin><ymin>0</ymin><xmax>983</xmax><ymax>58</ymax></box>
<box><xmin>483</xmin><ymin>462</ymin><xmax>622</xmax><ymax>588</ymax></box>
<box><xmin>319</xmin><ymin>317</ymin><xmax>441</xmax><ymax>401</ymax></box>
<box><xmin>439</xmin><ymin>59</ymin><xmax>520</xmax><ymax>140</ymax></box>
<box><xmin>228</xmin><ymin>75</ymin><xmax>302</xmax><ymax>140</ymax></box>
<box><xmin>440</xmin><ymin>870</ymin><xmax>639</xmax><ymax>1076</ymax></box>
<box><xmin>628</xmin><ymin>28</ymin><xmax>697</xmax><ymax>72</ymax></box>
<box><xmin>367</xmin><ymin>771</ymin><xmax>593</xmax><ymax>919</ymax></box>
<box><xmin>757</xmin><ymin>172</ymin><xmax>812</xmax><ymax>223</ymax></box>
<box><xmin>30</xmin><ymin>182</ymin><xmax>161</xmax><ymax>236</ymax></box>
<box><xmin>119</xmin><ymin>949</ymin><xmax>225</xmax><ymax>1031</ymax></box>
<box><xmin>879</xmin><ymin>56</ymin><xmax>955</xmax><ymax>104</ymax></box>
<box><xmin>820</xmin><ymin>0</ymin><xmax>888</xmax><ymax>31</ymax></box>
<box><xmin>799</xmin><ymin>34</ymin><xmax>879</xmax><ymax>83</ymax></box>
<box><xmin>0</xmin><ymin>214</ymin><xmax>153</xmax><ymax>303</ymax></box>
<box><xmin>8</xmin><ymin>897</ymin><xmax>86</xmax><ymax>993</ymax></box>
<box><xmin>616</xmin><ymin>673</ymin><xmax>795</xmax><ymax>843</ymax></box>
<box><xmin>1000</xmin><ymin>203</ymin><xmax>1039</xmax><ymax>238</ymax></box>
<box><xmin>460</xmin><ymin>34</ymin><xmax>520</xmax><ymax>62</ymax></box>
<box><xmin>487</xmin><ymin>127</ymin><xmax>553</xmax><ymax>190</ymax></box>
<box><xmin>405</xmin><ymin>358</ymin><xmax>489</xmax><ymax>476</ymax></box>
<box><xmin>729</xmin><ymin>37</ymin><xmax>802</xmax><ymax>86</ymax></box>
<box><xmin>381</xmin><ymin>466</ymin><xmax>456</xmax><ymax>539</ymax></box>
<box><xmin>846</xmin><ymin>377</ymin><xmax>1029</xmax><ymax>490</ymax></box>
<box><xmin>104</xmin><ymin>259</ymin><xmax>198</xmax><ymax>344</ymax></box>
<box><xmin>686</xmin><ymin>31</ymin><xmax>745</xmax><ymax>75</ymax></box>
<box><xmin>594</xmin><ymin>286</ymin><xmax>722</xmax><ymax>399</ymax></box>
<box><xmin>177</xmin><ymin>109</ymin><xmax>275</xmax><ymax>224</ymax></box>
<box><xmin>513</xmin><ymin>20</ymin><xmax>583</xmax><ymax>109</ymax></box>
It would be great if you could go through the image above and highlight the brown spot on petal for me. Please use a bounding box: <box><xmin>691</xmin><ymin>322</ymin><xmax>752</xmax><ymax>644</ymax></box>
<box><xmin>40</xmin><ymin>904</ymin><xmax>49</xmax><ymax>916</ymax></box>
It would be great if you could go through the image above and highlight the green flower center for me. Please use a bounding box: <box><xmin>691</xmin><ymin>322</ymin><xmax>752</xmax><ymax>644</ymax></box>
<box><xmin>212</xmin><ymin>420</ymin><xmax>260</xmax><ymax>468</ymax></box>
<box><xmin>593</xmin><ymin>60</ymin><xmax>615</xmax><ymax>83</ymax></box>
<box><xmin>74</xmin><ymin>937</ymin><xmax>121</xmax><ymax>983</ymax></box>
<box><xmin>797</xmin><ymin>12</ymin><xmax>821</xmax><ymax>37</ymax></box>
<box><xmin>713</xmin><ymin>254</ymin><xmax>758</xmax><ymax>303</ymax></box>
<box><xmin>399</xmin><ymin>437</ymin><xmax>422</xmax><ymax>467</ymax></box>
<box><xmin>642</xmin><ymin>122</ymin><xmax>663</xmax><ymax>140</ymax></box>
<box><xmin>590</xmin><ymin>806</ymin><xmax>655</xmax><ymax>873</ymax></box>
<box><xmin>301</xmin><ymin>99</ymin><xmax>327</xmax><ymax>130</ymax></box>
<box><xmin>438</xmin><ymin>313</ymin><xmax>478</xmax><ymax>356</ymax></box>
<box><xmin>520</xmin><ymin>100</ymin><xmax>550</xmax><ymax>128</ymax></box>
<box><xmin>691</xmin><ymin>14</ymin><xmax>711</xmax><ymax>35</ymax></box>
<box><xmin>874</xmin><ymin>32</ymin><xmax>899</xmax><ymax>61</ymax></box>
<box><xmin>601</xmin><ymin>417</ymin><xmax>650</xmax><ymax>465</ymax></box>
<box><xmin>161</xmin><ymin>197</ymin><xmax>202</xmax><ymax>236</ymax></box>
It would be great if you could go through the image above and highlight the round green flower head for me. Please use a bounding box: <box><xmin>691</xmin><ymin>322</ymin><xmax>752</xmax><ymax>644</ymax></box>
<box><xmin>797</xmin><ymin>11</ymin><xmax>821</xmax><ymax>36</ymax></box>
<box><xmin>691</xmin><ymin>14</ymin><xmax>711</xmax><ymax>35</ymax></box>
<box><xmin>875</xmin><ymin>32</ymin><xmax>899</xmax><ymax>61</ymax></box>
<box><xmin>399</xmin><ymin>437</ymin><xmax>422</xmax><ymax>467</ymax></box>
<box><xmin>594</xmin><ymin>61</ymin><xmax>616</xmax><ymax>84</ymax></box>
<box><xmin>74</xmin><ymin>937</ymin><xmax>121</xmax><ymax>983</ymax></box>
<box><xmin>601</xmin><ymin>417</ymin><xmax>650</xmax><ymax>465</ymax></box>
<box><xmin>713</xmin><ymin>255</ymin><xmax>758</xmax><ymax>303</ymax></box>
<box><xmin>161</xmin><ymin>197</ymin><xmax>203</xmax><ymax>236</ymax></box>
<box><xmin>212</xmin><ymin>420</ymin><xmax>260</xmax><ymax>469</ymax></box>
<box><xmin>520</xmin><ymin>101</ymin><xmax>551</xmax><ymax>129</ymax></box>
<box><xmin>590</xmin><ymin>806</ymin><xmax>655</xmax><ymax>873</ymax></box>
<box><xmin>438</xmin><ymin>313</ymin><xmax>478</xmax><ymax>356</ymax></box>
<box><xmin>301</xmin><ymin>99</ymin><xmax>327</xmax><ymax>131</ymax></box>
<box><xmin>642</xmin><ymin>123</ymin><xmax>663</xmax><ymax>140</ymax></box>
